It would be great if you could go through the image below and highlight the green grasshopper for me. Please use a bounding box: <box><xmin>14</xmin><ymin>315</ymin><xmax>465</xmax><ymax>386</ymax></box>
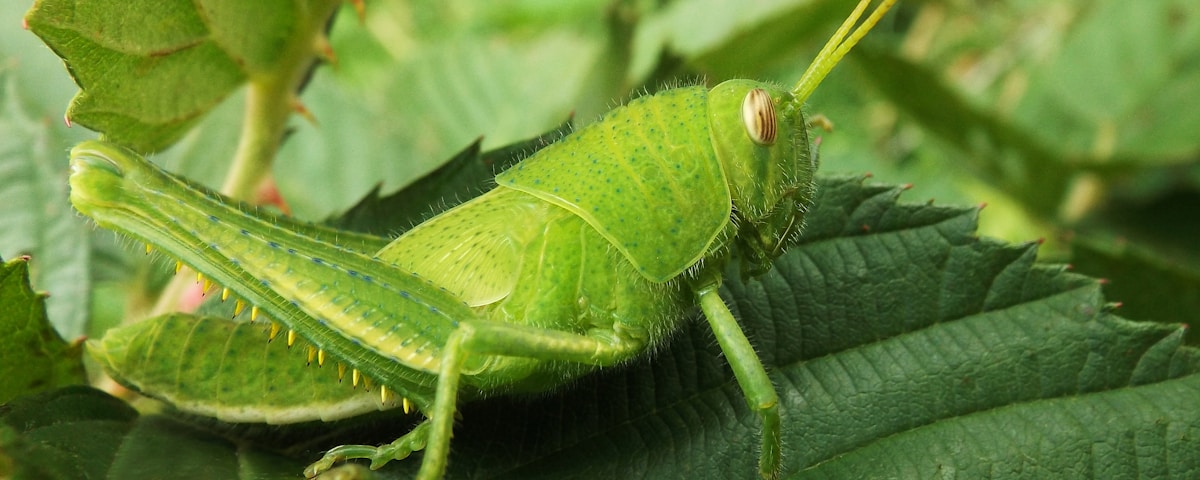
<box><xmin>69</xmin><ymin>1</ymin><xmax>896</xmax><ymax>478</ymax></box>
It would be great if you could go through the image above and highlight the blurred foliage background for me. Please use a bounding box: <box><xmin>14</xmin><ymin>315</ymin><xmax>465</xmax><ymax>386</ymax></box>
<box><xmin>2</xmin><ymin>0</ymin><xmax>1198</xmax><ymax>346</ymax></box>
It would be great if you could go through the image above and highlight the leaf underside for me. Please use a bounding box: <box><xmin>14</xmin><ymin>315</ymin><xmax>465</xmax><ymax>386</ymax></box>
<box><xmin>23</xmin><ymin>0</ymin><xmax>316</xmax><ymax>153</ymax></box>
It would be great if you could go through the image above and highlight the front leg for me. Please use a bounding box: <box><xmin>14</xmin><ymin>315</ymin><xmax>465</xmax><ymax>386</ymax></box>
<box><xmin>694</xmin><ymin>281</ymin><xmax>781</xmax><ymax>480</ymax></box>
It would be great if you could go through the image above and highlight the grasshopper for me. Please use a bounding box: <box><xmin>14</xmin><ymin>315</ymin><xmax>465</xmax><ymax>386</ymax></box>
<box><xmin>69</xmin><ymin>1</ymin><xmax>896</xmax><ymax>478</ymax></box>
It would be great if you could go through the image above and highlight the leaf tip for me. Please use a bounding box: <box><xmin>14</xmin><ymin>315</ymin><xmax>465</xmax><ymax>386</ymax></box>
<box><xmin>63</xmin><ymin>113</ymin><xmax>72</xmax><ymax>128</ymax></box>
<box><xmin>21</xmin><ymin>17</ymin><xmax>28</xmax><ymax>30</ymax></box>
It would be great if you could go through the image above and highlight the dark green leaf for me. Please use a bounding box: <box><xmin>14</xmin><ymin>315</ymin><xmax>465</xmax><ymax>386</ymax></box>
<box><xmin>19</xmin><ymin>174</ymin><xmax>1197</xmax><ymax>479</ymax></box>
<box><xmin>0</xmin><ymin>386</ymin><xmax>305</xmax><ymax>480</ymax></box>
<box><xmin>0</xmin><ymin>386</ymin><xmax>135</xmax><ymax>480</ymax></box>
<box><xmin>0</xmin><ymin>256</ymin><xmax>85</xmax><ymax>404</ymax></box>
<box><xmin>1072</xmin><ymin>235</ymin><xmax>1200</xmax><ymax>345</ymax></box>
<box><xmin>8</xmin><ymin>1</ymin><xmax>1200</xmax><ymax>478</ymax></box>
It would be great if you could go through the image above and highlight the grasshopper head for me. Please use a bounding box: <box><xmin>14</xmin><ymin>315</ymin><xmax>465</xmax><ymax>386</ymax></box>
<box><xmin>69</xmin><ymin>141</ymin><xmax>147</xmax><ymax>220</ymax></box>
<box><xmin>708</xmin><ymin>80</ymin><xmax>815</xmax><ymax>276</ymax></box>
<box><xmin>709</xmin><ymin>0</ymin><xmax>895</xmax><ymax>276</ymax></box>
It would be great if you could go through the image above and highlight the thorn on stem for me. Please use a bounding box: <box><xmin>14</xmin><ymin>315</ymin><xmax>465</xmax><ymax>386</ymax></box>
<box><xmin>291</xmin><ymin>97</ymin><xmax>318</xmax><ymax>126</ymax></box>
<box><xmin>314</xmin><ymin>35</ymin><xmax>338</xmax><ymax>66</ymax></box>
<box><xmin>348</xmin><ymin>0</ymin><xmax>365</xmax><ymax>22</ymax></box>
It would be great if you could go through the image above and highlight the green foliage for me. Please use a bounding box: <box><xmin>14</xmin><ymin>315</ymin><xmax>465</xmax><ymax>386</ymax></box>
<box><xmin>23</xmin><ymin>0</ymin><xmax>341</xmax><ymax>153</ymax></box>
<box><xmin>0</xmin><ymin>256</ymin><xmax>85</xmax><ymax>404</ymax></box>
<box><xmin>3</xmin><ymin>0</ymin><xmax>1199</xmax><ymax>478</ymax></box>
<box><xmin>5</xmin><ymin>173</ymin><xmax>1200</xmax><ymax>478</ymax></box>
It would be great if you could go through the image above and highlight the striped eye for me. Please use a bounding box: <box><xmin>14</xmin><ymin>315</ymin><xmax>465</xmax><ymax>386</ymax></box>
<box><xmin>741</xmin><ymin>88</ymin><xmax>777</xmax><ymax>146</ymax></box>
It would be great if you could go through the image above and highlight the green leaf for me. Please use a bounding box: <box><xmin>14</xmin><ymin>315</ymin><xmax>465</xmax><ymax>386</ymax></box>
<box><xmin>853</xmin><ymin>44</ymin><xmax>1071</xmax><ymax>216</ymax></box>
<box><xmin>16</xmin><ymin>171</ymin><xmax>1198</xmax><ymax>478</ymax></box>
<box><xmin>1071</xmin><ymin>236</ymin><xmax>1200</xmax><ymax>345</ymax></box>
<box><xmin>0</xmin><ymin>256</ymin><xmax>85</xmax><ymax>404</ymax></box>
<box><xmin>0</xmin><ymin>71</ymin><xmax>94</xmax><ymax>338</ymax></box>
<box><xmin>419</xmin><ymin>175</ymin><xmax>1200</xmax><ymax>478</ymax></box>
<box><xmin>0</xmin><ymin>386</ymin><xmax>305</xmax><ymax>480</ymax></box>
<box><xmin>22</xmin><ymin>0</ymin><xmax>335</xmax><ymax>153</ymax></box>
<box><xmin>9</xmin><ymin>1</ymin><xmax>1200</xmax><ymax>478</ymax></box>
<box><xmin>0</xmin><ymin>386</ymin><xmax>135</xmax><ymax>479</ymax></box>
<box><xmin>277</xmin><ymin>26</ymin><xmax>604</xmax><ymax>219</ymax></box>
<box><xmin>1014</xmin><ymin>0</ymin><xmax>1200</xmax><ymax>163</ymax></box>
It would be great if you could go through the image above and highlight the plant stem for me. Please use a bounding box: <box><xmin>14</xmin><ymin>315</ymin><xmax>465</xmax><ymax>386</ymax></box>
<box><xmin>220</xmin><ymin>77</ymin><xmax>294</xmax><ymax>200</ymax></box>
<box><xmin>150</xmin><ymin>0</ymin><xmax>343</xmax><ymax>317</ymax></box>
<box><xmin>222</xmin><ymin>0</ymin><xmax>343</xmax><ymax>200</ymax></box>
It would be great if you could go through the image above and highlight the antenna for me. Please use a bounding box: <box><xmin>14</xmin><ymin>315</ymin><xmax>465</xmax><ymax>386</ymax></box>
<box><xmin>792</xmin><ymin>0</ymin><xmax>897</xmax><ymax>104</ymax></box>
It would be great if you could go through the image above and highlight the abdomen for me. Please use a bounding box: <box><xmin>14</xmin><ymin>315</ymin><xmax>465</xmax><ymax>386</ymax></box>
<box><xmin>384</xmin><ymin>187</ymin><xmax>691</xmax><ymax>391</ymax></box>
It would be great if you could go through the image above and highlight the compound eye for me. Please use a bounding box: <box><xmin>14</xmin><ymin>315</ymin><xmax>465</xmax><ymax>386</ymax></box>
<box><xmin>741</xmin><ymin>88</ymin><xmax>777</xmax><ymax>146</ymax></box>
